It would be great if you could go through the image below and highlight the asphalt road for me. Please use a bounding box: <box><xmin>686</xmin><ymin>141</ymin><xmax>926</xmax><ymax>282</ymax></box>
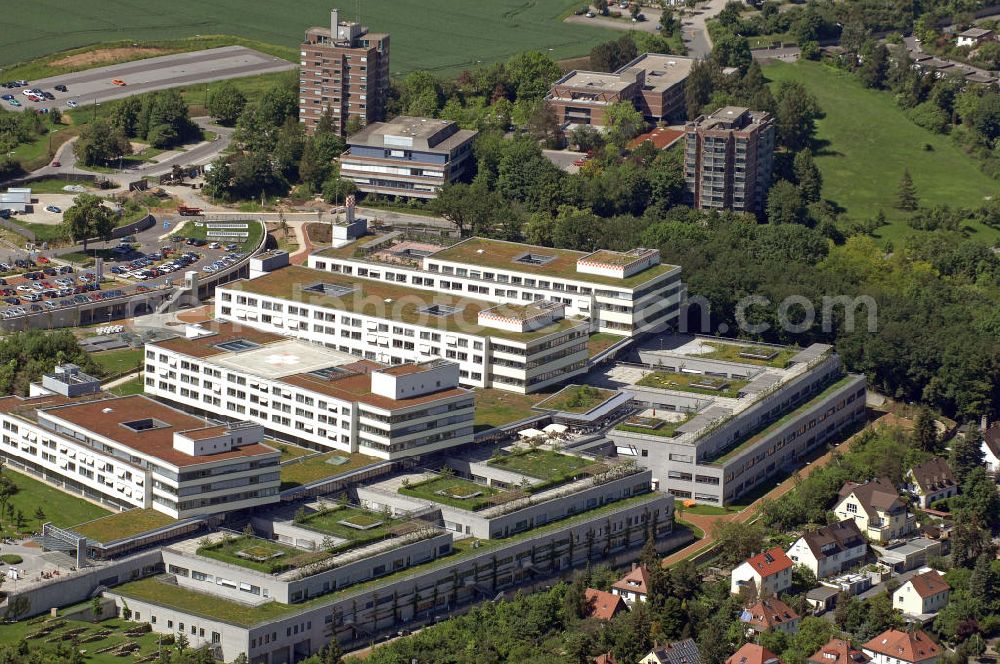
<box><xmin>5</xmin><ymin>46</ymin><xmax>295</xmax><ymax>113</ymax></box>
<box><xmin>682</xmin><ymin>0</ymin><xmax>731</xmax><ymax>59</ymax></box>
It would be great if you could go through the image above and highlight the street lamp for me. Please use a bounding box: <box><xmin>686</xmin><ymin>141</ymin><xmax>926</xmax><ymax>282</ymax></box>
<box><xmin>92</xmin><ymin>99</ymin><xmax>100</xmax><ymax>122</ymax></box>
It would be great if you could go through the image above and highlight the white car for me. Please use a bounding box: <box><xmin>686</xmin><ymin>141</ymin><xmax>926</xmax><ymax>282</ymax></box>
<box><xmin>66</xmin><ymin>100</ymin><xmax>78</xmax><ymax>108</ymax></box>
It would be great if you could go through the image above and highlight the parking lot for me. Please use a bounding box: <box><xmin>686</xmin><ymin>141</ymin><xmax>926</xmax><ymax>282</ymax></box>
<box><xmin>0</xmin><ymin>259</ymin><xmax>119</xmax><ymax>320</ymax></box>
<box><xmin>105</xmin><ymin>236</ymin><xmax>249</xmax><ymax>288</ymax></box>
<box><xmin>1</xmin><ymin>46</ymin><xmax>295</xmax><ymax>114</ymax></box>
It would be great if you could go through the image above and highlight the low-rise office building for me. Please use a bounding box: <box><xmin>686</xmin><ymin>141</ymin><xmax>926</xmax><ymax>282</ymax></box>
<box><xmin>144</xmin><ymin>322</ymin><xmax>475</xmax><ymax>460</ymax></box>
<box><xmin>308</xmin><ymin>231</ymin><xmax>685</xmax><ymax>337</ymax></box>
<box><xmin>339</xmin><ymin>116</ymin><xmax>477</xmax><ymax>199</ymax></box>
<box><xmin>545</xmin><ymin>53</ymin><xmax>695</xmax><ymax>126</ymax></box>
<box><xmin>0</xmin><ymin>369</ymin><xmax>280</xmax><ymax>519</ymax></box>
<box><xmin>606</xmin><ymin>337</ymin><xmax>866</xmax><ymax>504</ymax></box>
<box><xmin>215</xmin><ymin>264</ymin><xmax>592</xmax><ymax>394</ymax></box>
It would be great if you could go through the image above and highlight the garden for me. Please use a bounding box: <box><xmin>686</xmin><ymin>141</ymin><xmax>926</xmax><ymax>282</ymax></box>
<box><xmin>399</xmin><ymin>475</ymin><xmax>504</xmax><ymax>511</ymax></box>
<box><xmin>196</xmin><ymin>534</ymin><xmax>328</xmax><ymax>574</ymax></box>
<box><xmin>294</xmin><ymin>505</ymin><xmax>405</xmax><ymax>551</ymax></box>
<box><xmin>488</xmin><ymin>448</ymin><xmax>594</xmax><ymax>480</ymax></box>
<box><xmin>636</xmin><ymin>371</ymin><xmax>749</xmax><ymax>398</ymax></box>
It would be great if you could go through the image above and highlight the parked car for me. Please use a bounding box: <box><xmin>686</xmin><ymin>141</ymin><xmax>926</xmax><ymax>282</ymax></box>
<box><xmin>44</xmin><ymin>205</ymin><xmax>60</xmax><ymax>213</ymax></box>
<box><xmin>111</xmin><ymin>79</ymin><xmax>126</xmax><ymax>86</ymax></box>
<box><xmin>54</xmin><ymin>85</ymin><xmax>67</xmax><ymax>92</ymax></box>
<box><xmin>66</xmin><ymin>100</ymin><xmax>78</xmax><ymax>108</ymax></box>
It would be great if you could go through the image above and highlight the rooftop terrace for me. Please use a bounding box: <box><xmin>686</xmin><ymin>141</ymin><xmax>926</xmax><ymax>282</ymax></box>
<box><xmin>534</xmin><ymin>385</ymin><xmax>618</xmax><ymax>414</ymax></box>
<box><xmin>112</xmin><ymin>492</ymin><xmax>666</xmax><ymax>627</ymax></box>
<box><xmin>224</xmin><ymin>265</ymin><xmax>586</xmax><ymax>343</ymax></box>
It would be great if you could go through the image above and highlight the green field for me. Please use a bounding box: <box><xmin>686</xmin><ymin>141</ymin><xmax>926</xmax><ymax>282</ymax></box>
<box><xmin>3</xmin><ymin>1</ymin><xmax>617</xmax><ymax>76</ymax></box>
<box><xmin>765</xmin><ymin>61</ymin><xmax>1000</xmax><ymax>244</ymax></box>
<box><xmin>0</xmin><ymin>468</ymin><xmax>110</xmax><ymax>537</ymax></box>
<box><xmin>90</xmin><ymin>347</ymin><xmax>144</xmax><ymax>376</ymax></box>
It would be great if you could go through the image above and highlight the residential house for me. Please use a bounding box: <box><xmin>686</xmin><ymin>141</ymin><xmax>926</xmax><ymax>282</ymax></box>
<box><xmin>612</xmin><ymin>565</ymin><xmax>652</xmax><ymax>604</ymax></box>
<box><xmin>640</xmin><ymin>638</ymin><xmax>702</xmax><ymax>664</ymax></box>
<box><xmin>894</xmin><ymin>570</ymin><xmax>950</xmax><ymax>617</ymax></box>
<box><xmin>730</xmin><ymin>547</ymin><xmax>794</xmax><ymax>597</ymax></box>
<box><xmin>862</xmin><ymin>630</ymin><xmax>941</xmax><ymax>664</ymax></box>
<box><xmin>740</xmin><ymin>597</ymin><xmax>800</xmax><ymax>635</ymax></box>
<box><xmin>808</xmin><ymin>639</ymin><xmax>871</xmax><ymax>664</ymax></box>
<box><xmin>905</xmin><ymin>459</ymin><xmax>957</xmax><ymax>508</ymax></box>
<box><xmin>787</xmin><ymin>519</ymin><xmax>867</xmax><ymax>578</ymax></box>
<box><xmin>957</xmin><ymin>27</ymin><xmax>995</xmax><ymax>47</ymax></box>
<box><xmin>834</xmin><ymin>478</ymin><xmax>914</xmax><ymax>544</ymax></box>
<box><xmin>726</xmin><ymin>644</ymin><xmax>783</xmax><ymax>664</ymax></box>
<box><xmin>584</xmin><ymin>588</ymin><xmax>628</xmax><ymax>621</ymax></box>
<box><xmin>981</xmin><ymin>425</ymin><xmax>1000</xmax><ymax>474</ymax></box>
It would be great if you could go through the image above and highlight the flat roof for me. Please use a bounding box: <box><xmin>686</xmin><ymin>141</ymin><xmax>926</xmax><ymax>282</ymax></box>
<box><xmin>39</xmin><ymin>396</ymin><xmax>278</xmax><ymax>468</ymax></box>
<box><xmin>427</xmin><ymin>238</ymin><xmax>677</xmax><ymax>288</ymax></box>
<box><xmin>280</xmin><ymin>371</ymin><xmax>470</xmax><ymax>411</ymax></box>
<box><xmin>222</xmin><ymin>265</ymin><xmax>586</xmax><ymax>343</ymax></box>
<box><xmin>348</xmin><ymin>116</ymin><xmax>477</xmax><ymax>153</ymax></box>
<box><xmin>555</xmin><ymin>69</ymin><xmax>634</xmax><ymax>93</ymax></box>
<box><xmin>153</xmin><ymin>326</ymin><xmax>286</xmax><ymax>359</ymax></box>
<box><xmin>622</xmin><ymin>53</ymin><xmax>695</xmax><ymax>92</ymax></box>
<box><xmin>206</xmin><ymin>339</ymin><xmax>358</xmax><ymax>380</ymax></box>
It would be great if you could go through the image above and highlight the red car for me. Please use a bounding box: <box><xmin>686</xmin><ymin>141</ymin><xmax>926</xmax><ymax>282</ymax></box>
<box><xmin>50</xmin><ymin>161</ymin><xmax>60</xmax><ymax>168</ymax></box>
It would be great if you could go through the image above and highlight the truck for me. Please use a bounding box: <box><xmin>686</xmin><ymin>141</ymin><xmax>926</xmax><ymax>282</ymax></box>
<box><xmin>177</xmin><ymin>206</ymin><xmax>203</xmax><ymax>216</ymax></box>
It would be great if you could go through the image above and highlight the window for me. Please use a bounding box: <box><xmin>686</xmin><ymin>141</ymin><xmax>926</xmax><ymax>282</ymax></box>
<box><xmin>846</xmin><ymin>503</ymin><xmax>857</xmax><ymax>514</ymax></box>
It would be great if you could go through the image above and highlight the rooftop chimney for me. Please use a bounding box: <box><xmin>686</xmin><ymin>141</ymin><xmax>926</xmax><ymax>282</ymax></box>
<box><xmin>331</xmin><ymin>8</ymin><xmax>340</xmax><ymax>36</ymax></box>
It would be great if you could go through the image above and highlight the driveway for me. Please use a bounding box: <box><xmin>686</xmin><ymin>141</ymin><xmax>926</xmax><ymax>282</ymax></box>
<box><xmin>566</xmin><ymin>8</ymin><xmax>664</xmax><ymax>34</ymax></box>
<box><xmin>682</xmin><ymin>0</ymin><xmax>732</xmax><ymax>58</ymax></box>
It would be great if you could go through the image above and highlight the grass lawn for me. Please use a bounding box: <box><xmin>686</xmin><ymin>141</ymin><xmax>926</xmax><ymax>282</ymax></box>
<box><xmin>8</xmin><ymin>126</ymin><xmax>77</xmax><ymax>172</ymax></box>
<box><xmin>71</xmin><ymin>508</ymin><xmax>175</xmax><ymax>543</ymax></box>
<box><xmin>1</xmin><ymin>3</ymin><xmax>618</xmax><ymax>76</ymax></box>
<box><xmin>7</xmin><ymin>219</ymin><xmax>71</xmax><ymax>244</ymax></box>
<box><xmin>0</xmin><ymin>468</ymin><xmax>109</xmax><ymax>537</ymax></box>
<box><xmin>108</xmin><ymin>376</ymin><xmax>145</xmax><ymax>397</ymax></box>
<box><xmin>473</xmin><ymin>389</ymin><xmax>548</xmax><ymax>432</ymax></box>
<box><xmin>90</xmin><ymin>347</ymin><xmax>144</xmax><ymax>377</ymax></box>
<box><xmin>587</xmin><ymin>332</ymin><xmax>622</xmax><ymax>358</ymax></box>
<box><xmin>614</xmin><ymin>413</ymin><xmax>692</xmax><ymax>438</ymax></box>
<box><xmin>197</xmin><ymin>535</ymin><xmax>328</xmax><ymax>574</ymax></box>
<box><xmin>764</xmin><ymin>61</ymin><xmax>1000</xmax><ymax>245</ymax></box>
<box><xmin>696</xmin><ymin>342</ymin><xmax>800</xmax><ymax>368</ymax></box>
<box><xmin>488</xmin><ymin>449</ymin><xmax>593</xmax><ymax>480</ymax></box>
<box><xmin>0</xmin><ymin>615</ymin><xmax>176</xmax><ymax>664</ymax></box>
<box><xmin>114</xmin><ymin>576</ymin><xmax>298</xmax><ymax>626</ymax></box>
<box><xmin>171</xmin><ymin>219</ymin><xmax>265</xmax><ymax>253</ymax></box>
<box><xmin>19</xmin><ymin>178</ymin><xmax>96</xmax><ymax>195</ymax></box>
<box><xmin>399</xmin><ymin>475</ymin><xmax>502</xmax><ymax>511</ymax></box>
<box><xmin>279</xmin><ymin>452</ymin><xmax>378</xmax><ymax>490</ymax></box>
<box><xmin>296</xmin><ymin>505</ymin><xmax>402</xmax><ymax>548</ymax></box>
<box><xmin>274</xmin><ymin>442</ymin><xmax>313</xmax><ymax>462</ymax></box>
<box><xmin>534</xmin><ymin>385</ymin><xmax>616</xmax><ymax>413</ymax></box>
<box><xmin>636</xmin><ymin>371</ymin><xmax>748</xmax><ymax>398</ymax></box>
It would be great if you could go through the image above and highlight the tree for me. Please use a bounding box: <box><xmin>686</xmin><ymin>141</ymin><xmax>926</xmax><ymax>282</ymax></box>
<box><xmin>321</xmin><ymin>177</ymin><xmax>357</xmax><ymax>206</ymax></box>
<box><xmin>685</xmin><ymin>60</ymin><xmax>716</xmax><ymax>119</ymax></box>
<box><xmin>793</xmin><ymin>150</ymin><xmax>822</xmax><ymax>203</ymax></box>
<box><xmin>774</xmin><ymin>81</ymin><xmax>821</xmax><ymax>151</ymax></box>
<box><xmin>91</xmin><ymin>596</ymin><xmax>103</xmax><ymax>620</ymax></box>
<box><xmin>951</xmin><ymin>425</ymin><xmax>984</xmax><ymax>484</ymax></box>
<box><xmin>896</xmin><ymin>169</ymin><xmax>918</xmax><ymax>211</ymax></box>
<box><xmin>504</xmin><ymin>50</ymin><xmax>562</xmax><ymax>100</ymax></box>
<box><xmin>589</xmin><ymin>35</ymin><xmax>638</xmax><ymax>73</ymax></box>
<box><xmin>712</xmin><ymin>33</ymin><xmax>752</xmax><ymax>72</ymax></box>
<box><xmin>605</xmin><ymin>101</ymin><xmax>645</xmax><ymax>149</ymax></box>
<box><xmin>63</xmin><ymin>194</ymin><xmax>114</xmax><ymax>252</ymax></box>
<box><xmin>0</xmin><ymin>475</ymin><xmax>17</xmax><ymax>530</ymax></box>
<box><xmin>74</xmin><ymin>118</ymin><xmax>131</xmax><ymax>166</ymax></box>
<box><xmin>912</xmin><ymin>408</ymin><xmax>939</xmax><ymax>453</ymax></box>
<box><xmin>767</xmin><ymin>180</ymin><xmax>808</xmax><ymax>225</ymax></box>
<box><xmin>660</xmin><ymin>8</ymin><xmax>678</xmax><ymax>35</ymax></box>
<box><xmin>207</xmin><ymin>82</ymin><xmax>247</xmax><ymax>126</ymax></box>
<box><xmin>859</xmin><ymin>43</ymin><xmax>890</xmax><ymax>89</ymax></box>
<box><xmin>33</xmin><ymin>506</ymin><xmax>45</xmax><ymax>525</ymax></box>
<box><xmin>712</xmin><ymin>521</ymin><xmax>764</xmax><ymax>566</ymax></box>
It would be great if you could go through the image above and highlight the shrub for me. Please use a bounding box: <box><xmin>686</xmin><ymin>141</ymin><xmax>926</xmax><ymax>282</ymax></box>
<box><xmin>1</xmin><ymin>554</ymin><xmax>23</xmax><ymax>564</ymax></box>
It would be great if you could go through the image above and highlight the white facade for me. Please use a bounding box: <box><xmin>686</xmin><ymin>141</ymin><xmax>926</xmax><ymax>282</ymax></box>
<box><xmin>144</xmin><ymin>338</ymin><xmax>475</xmax><ymax>461</ymax></box>
<box><xmin>214</xmin><ymin>266</ymin><xmax>591</xmax><ymax>394</ymax></box>
<box><xmin>0</xmin><ymin>394</ymin><xmax>281</xmax><ymax>520</ymax></box>
<box><xmin>730</xmin><ymin>556</ymin><xmax>792</xmax><ymax>597</ymax></box>
<box><xmin>307</xmin><ymin>238</ymin><xmax>685</xmax><ymax>337</ymax></box>
<box><xmin>787</xmin><ymin>532</ymin><xmax>867</xmax><ymax>579</ymax></box>
<box><xmin>894</xmin><ymin>572</ymin><xmax>950</xmax><ymax>616</ymax></box>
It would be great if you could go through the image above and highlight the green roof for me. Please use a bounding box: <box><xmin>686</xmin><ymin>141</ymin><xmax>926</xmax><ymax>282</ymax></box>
<box><xmin>534</xmin><ymin>385</ymin><xmax>618</xmax><ymax>414</ymax></box>
<box><xmin>112</xmin><ymin>492</ymin><xmax>665</xmax><ymax>627</ymax></box>
<box><xmin>72</xmin><ymin>509</ymin><xmax>176</xmax><ymax>544</ymax></box>
<box><xmin>427</xmin><ymin>238</ymin><xmax>679</xmax><ymax>288</ymax></box>
<box><xmin>224</xmin><ymin>265</ymin><xmax>586</xmax><ymax>343</ymax></box>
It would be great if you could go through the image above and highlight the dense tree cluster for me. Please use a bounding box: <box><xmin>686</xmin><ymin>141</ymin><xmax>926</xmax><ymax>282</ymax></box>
<box><xmin>203</xmin><ymin>75</ymin><xmax>346</xmax><ymax>202</ymax></box>
<box><xmin>109</xmin><ymin>89</ymin><xmax>198</xmax><ymax>149</ymax></box>
<box><xmin>0</xmin><ymin>330</ymin><xmax>101</xmax><ymax>395</ymax></box>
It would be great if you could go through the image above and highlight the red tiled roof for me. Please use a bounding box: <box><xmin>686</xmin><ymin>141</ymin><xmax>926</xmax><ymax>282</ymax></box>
<box><xmin>596</xmin><ymin>653</ymin><xmax>618</xmax><ymax>664</ymax></box>
<box><xmin>584</xmin><ymin>588</ymin><xmax>627</xmax><ymax>621</ymax></box>
<box><xmin>745</xmin><ymin>547</ymin><xmax>793</xmax><ymax>577</ymax></box>
<box><xmin>726</xmin><ymin>644</ymin><xmax>782</xmax><ymax>664</ymax></box>
<box><xmin>906</xmin><ymin>570</ymin><xmax>950</xmax><ymax>599</ymax></box>
<box><xmin>612</xmin><ymin>565</ymin><xmax>651</xmax><ymax>596</ymax></box>
<box><xmin>628</xmin><ymin>127</ymin><xmax>685</xmax><ymax>150</ymax></box>
<box><xmin>741</xmin><ymin>597</ymin><xmax>800</xmax><ymax>632</ymax></box>
<box><xmin>863</xmin><ymin>630</ymin><xmax>940</xmax><ymax>663</ymax></box>
<box><xmin>808</xmin><ymin>639</ymin><xmax>870</xmax><ymax>664</ymax></box>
